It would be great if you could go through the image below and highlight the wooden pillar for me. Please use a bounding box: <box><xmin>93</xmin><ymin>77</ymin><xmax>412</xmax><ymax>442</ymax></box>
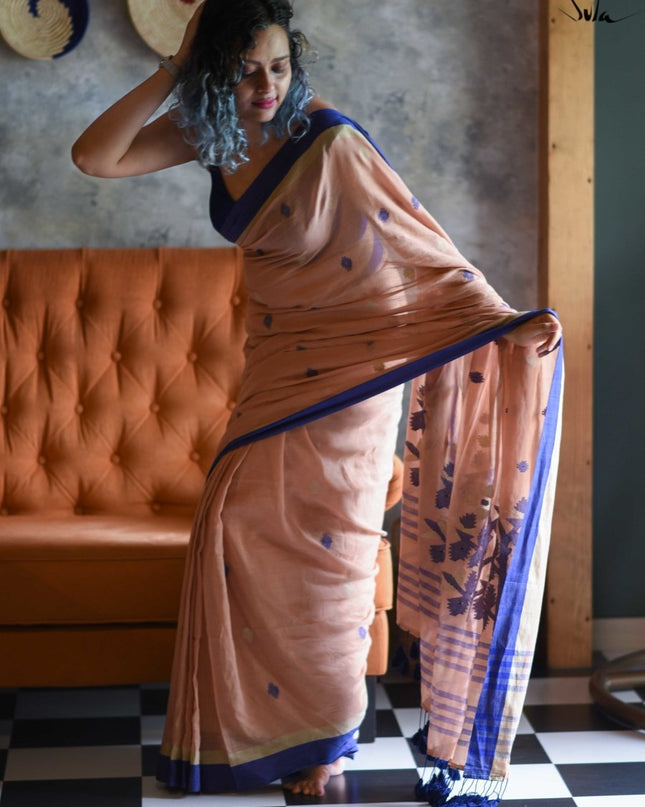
<box><xmin>539</xmin><ymin>2</ymin><xmax>594</xmax><ymax>667</ymax></box>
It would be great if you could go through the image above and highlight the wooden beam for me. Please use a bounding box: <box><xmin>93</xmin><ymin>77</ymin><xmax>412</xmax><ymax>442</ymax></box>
<box><xmin>539</xmin><ymin>1</ymin><xmax>594</xmax><ymax>668</ymax></box>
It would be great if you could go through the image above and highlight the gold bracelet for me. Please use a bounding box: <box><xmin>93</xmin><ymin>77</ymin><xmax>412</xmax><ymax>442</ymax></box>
<box><xmin>159</xmin><ymin>55</ymin><xmax>179</xmax><ymax>80</ymax></box>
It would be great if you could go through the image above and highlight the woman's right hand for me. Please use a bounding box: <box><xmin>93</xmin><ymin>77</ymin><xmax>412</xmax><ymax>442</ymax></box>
<box><xmin>175</xmin><ymin>1</ymin><xmax>206</xmax><ymax>66</ymax></box>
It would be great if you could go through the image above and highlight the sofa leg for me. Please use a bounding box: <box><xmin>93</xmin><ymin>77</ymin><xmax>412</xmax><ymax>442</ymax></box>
<box><xmin>359</xmin><ymin>675</ymin><xmax>377</xmax><ymax>742</ymax></box>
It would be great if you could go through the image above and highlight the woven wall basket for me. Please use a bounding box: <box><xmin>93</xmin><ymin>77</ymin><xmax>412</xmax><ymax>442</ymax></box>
<box><xmin>128</xmin><ymin>0</ymin><xmax>200</xmax><ymax>57</ymax></box>
<box><xmin>0</xmin><ymin>0</ymin><xmax>89</xmax><ymax>60</ymax></box>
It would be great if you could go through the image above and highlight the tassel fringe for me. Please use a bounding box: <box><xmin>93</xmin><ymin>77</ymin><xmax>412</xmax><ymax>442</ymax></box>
<box><xmin>412</xmin><ymin>717</ymin><xmax>507</xmax><ymax>806</ymax></box>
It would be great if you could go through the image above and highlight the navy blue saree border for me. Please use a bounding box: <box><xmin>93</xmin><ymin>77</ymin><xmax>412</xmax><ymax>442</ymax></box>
<box><xmin>209</xmin><ymin>108</ymin><xmax>390</xmax><ymax>242</ymax></box>
<box><xmin>157</xmin><ymin>724</ymin><xmax>358</xmax><ymax>794</ymax></box>
<box><xmin>209</xmin><ymin>309</ymin><xmax>561</xmax><ymax>477</ymax></box>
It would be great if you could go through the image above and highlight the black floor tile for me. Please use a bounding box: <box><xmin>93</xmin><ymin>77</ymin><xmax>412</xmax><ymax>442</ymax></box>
<box><xmin>375</xmin><ymin>709</ymin><xmax>402</xmax><ymax>737</ymax></box>
<box><xmin>141</xmin><ymin>744</ymin><xmax>160</xmax><ymax>777</ymax></box>
<box><xmin>381</xmin><ymin>682</ymin><xmax>420</xmax><ymax>708</ymax></box>
<box><xmin>0</xmin><ymin>778</ymin><xmax>141</xmax><ymax>807</ymax></box>
<box><xmin>0</xmin><ymin>692</ymin><xmax>16</xmax><ymax>720</ymax></box>
<box><xmin>558</xmin><ymin>761</ymin><xmax>645</xmax><ymax>797</ymax></box>
<box><xmin>139</xmin><ymin>688</ymin><xmax>168</xmax><ymax>716</ymax></box>
<box><xmin>284</xmin><ymin>768</ymin><xmax>419</xmax><ymax>805</ymax></box>
<box><xmin>0</xmin><ymin>748</ymin><xmax>7</xmax><ymax>780</ymax></box>
<box><xmin>510</xmin><ymin>733</ymin><xmax>551</xmax><ymax>765</ymax></box>
<box><xmin>9</xmin><ymin>717</ymin><xmax>141</xmax><ymax>748</ymax></box>
<box><xmin>523</xmin><ymin>703</ymin><xmax>619</xmax><ymax>733</ymax></box>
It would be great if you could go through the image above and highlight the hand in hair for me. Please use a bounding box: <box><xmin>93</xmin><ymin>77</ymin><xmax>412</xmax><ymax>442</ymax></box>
<box><xmin>175</xmin><ymin>1</ymin><xmax>206</xmax><ymax>66</ymax></box>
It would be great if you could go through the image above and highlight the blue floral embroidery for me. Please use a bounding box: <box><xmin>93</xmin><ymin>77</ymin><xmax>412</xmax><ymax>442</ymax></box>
<box><xmin>267</xmin><ymin>683</ymin><xmax>280</xmax><ymax>699</ymax></box>
<box><xmin>306</xmin><ymin>368</ymin><xmax>318</xmax><ymax>377</ymax></box>
<box><xmin>358</xmin><ymin>627</ymin><xmax>368</xmax><ymax>639</ymax></box>
<box><xmin>435</xmin><ymin>462</ymin><xmax>454</xmax><ymax>509</ymax></box>
<box><xmin>263</xmin><ymin>314</ymin><xmax>273</xmax><ymax>329</ymax></box>
<box><xmin>321</xmin><ymin>533</ymin><xmax>333</xmax><ymax>549</ymax></box>
<box><xmin>378</xmin><ymin>208</ymin><xmax>390</xmax><ymax>222</ymax></box>
<box><xmin>281</xmin><ymin>203</ymin><xmax>291</xmax><ymax>217</ymax></box>
<box><xmin>409</xmin><ymin>385</ymin><xmax>426</xmax><ymax>433</ymax></box>
<box><xmin>425</xmin><ymin>496</ymin><xmax>527</xmax><ymax>628</ymax></box>
<box><xmin>411</xmin><ymin>196</ymin><xmax>420</xmax><ymax>210</ymax></box>
<box><xmin>469</xmin><ymin>371</ymin><xmax>485</xmax><ymax>383</ymax></box>
<box><xmin>341</xmin><ymin>256</ymin><xmax>353</xmax><ymax>270</ymax></box>
<box><xmin>517</xmin><ymin>460</ymin><xmax>529</xmax><ymax>472</ymax></box>
<box><xmin>462</xmin><ymin>270</ymin><xmax>475</xmax><ymax>281</ymax></box>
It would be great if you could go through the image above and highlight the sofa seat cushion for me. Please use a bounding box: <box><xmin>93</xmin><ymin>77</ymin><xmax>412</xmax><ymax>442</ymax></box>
<box><xmin>0</xmin><ymin>515</ymin><xmax>191</xmax><ymax>626</ymax></box>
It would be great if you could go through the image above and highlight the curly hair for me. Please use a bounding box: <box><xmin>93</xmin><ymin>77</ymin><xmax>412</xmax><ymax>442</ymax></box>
<box><xmin>171</xmin><ymin>0</ymin><xmax>313</xmax><ymax>173</ymax></box>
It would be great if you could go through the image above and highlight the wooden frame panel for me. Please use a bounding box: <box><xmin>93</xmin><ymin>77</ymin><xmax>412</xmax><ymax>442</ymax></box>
<box><xmin>539</xmin><ymin>1</ymin><xmax>594</xmax><ymax>667</ymax></box>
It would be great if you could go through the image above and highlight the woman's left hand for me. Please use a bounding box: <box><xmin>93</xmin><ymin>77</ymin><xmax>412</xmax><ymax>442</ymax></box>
<box><xmin>503</xmin><ymin>313</ymin><xmax>562</xmax><ymax>357</ymax></box>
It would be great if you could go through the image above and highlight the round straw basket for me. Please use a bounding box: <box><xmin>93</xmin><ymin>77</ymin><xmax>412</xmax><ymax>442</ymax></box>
<box><xmin>0</xmin><ymin>0</ymin><xmax>88</xmax><ymax>60</ymax></box>
<box><xmin>127</xmin><ymin>0</ymin><xmax>200</xmax><ymax>56</ymax></box>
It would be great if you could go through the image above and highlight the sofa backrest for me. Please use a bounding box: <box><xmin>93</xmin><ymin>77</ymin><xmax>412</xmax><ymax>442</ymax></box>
<box><xmin>0</xmin><ymin>248</ymin><xmax>246</xmax><ymax>517</ymax></box>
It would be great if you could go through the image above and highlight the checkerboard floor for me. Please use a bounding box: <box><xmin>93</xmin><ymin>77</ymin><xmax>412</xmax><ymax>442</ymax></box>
<box><xmin>1</xmin><ymin>671</ymin><xmax>644</xmax><ymax>806</ymax></box>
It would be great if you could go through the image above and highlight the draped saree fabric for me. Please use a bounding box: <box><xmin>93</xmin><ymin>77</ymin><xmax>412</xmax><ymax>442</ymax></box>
<box><xmin>157</xmin><ymin>109</ymin><xmax>563</xmax><ymax>802</ymax></box>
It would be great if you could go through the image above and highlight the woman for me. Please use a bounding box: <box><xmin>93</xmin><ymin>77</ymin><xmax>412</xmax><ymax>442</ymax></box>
<box><xmin>72</xmin><ymin>1</ymin><xmax>562</xmax><ymax>802</ymax></box>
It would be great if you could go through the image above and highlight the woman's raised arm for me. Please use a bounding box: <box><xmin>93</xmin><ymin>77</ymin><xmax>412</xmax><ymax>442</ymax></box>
<box><xmin>71</xmin><ymin>3</ymin><xmax>204</xmax><ymax>178</ymax></box>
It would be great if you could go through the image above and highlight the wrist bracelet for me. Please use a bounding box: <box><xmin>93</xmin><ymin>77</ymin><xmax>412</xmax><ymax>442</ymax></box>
<box><xmin>159</xmin><ymin>55</ymin><xmax>179</xmax><ymax>80</ymax></box>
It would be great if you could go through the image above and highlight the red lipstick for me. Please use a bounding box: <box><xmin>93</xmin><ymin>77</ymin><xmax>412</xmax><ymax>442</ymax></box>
<box><xmin>253</xmin><ymin>98</ymin><xmax>277</xmax><ymax>109</ymax></box>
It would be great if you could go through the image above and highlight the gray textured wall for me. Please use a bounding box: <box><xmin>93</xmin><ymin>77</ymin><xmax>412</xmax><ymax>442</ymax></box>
<box><xmin>0</xmin><ymin>0</ymin><xmax>538</xmax><ymax>309</ymax></box>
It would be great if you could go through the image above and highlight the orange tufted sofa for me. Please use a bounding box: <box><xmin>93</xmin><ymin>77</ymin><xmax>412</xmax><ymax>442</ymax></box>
<box><xmin>0</xmin><ymin>247</ymin><xmax>400</xmax><ymax>688</ymax></box>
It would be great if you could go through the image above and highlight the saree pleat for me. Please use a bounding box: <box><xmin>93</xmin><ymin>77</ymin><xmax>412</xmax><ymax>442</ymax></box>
<box><xmin>157</xmin><ymin>109</ymin><xmax>563</xmax><ymax>799</ymax></box>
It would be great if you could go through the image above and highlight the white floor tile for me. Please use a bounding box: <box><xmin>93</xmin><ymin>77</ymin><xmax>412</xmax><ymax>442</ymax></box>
<box><xmin>4</xmin><ymin>744</ymin><xmax>141</xmax><ymax>781</ymax></box>
<box><xmin>14</xmin><ymin>687</ymin><xmax>141</xmax><ymax>719</ymax></box>
<box><xmin>575</xmin><ymin>798</ymin><xmax>645</xmax><ymax>807</ymax></box>
<box><xmin>524</xmin><ymin>676</ymin><xmax>593</xmax><ymax>705</ymax></box>
<box><xmin>141</xmin><ymin>776</ymin><xmax>287</xmax><ymax>805</ymax></box>
<box><xmin>141</xmin><ymin>714</ymin><xmax>166</xmax><ymax>745</ymax></box>
<box><xmin>0</xmin><ymin>719</ymin><xmax>11</xmax><ymax>749</ymax></box>
<box><xmin>393</xmin><ymin>706</ymin><xmax>424</xmax><ymax>738</ymax></box>
<box><xmin>610</xmin><ymin>689</ymin><xmax>643</xmax><ymax>704</ymax></box>
<box><xmin>516</xmin><ymin>712</ymin><xmax>534</xmax><ymax>734</ymax></box>
<box><xmin>344</xmin><ymin>736</ymin><xmax>417</xmax><ymax>770</ymax></box>
<box><xmin>537</xmin><ymin>729</ymin><xmax>645</xmax><ymax>764</ymax></box>
<box><xmin>504</xmin><ymin>763</ymin><xmax>572</xmax><ymax>800</ymax></box>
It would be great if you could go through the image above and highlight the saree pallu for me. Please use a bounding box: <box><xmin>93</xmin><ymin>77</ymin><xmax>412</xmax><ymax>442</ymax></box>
<box><xmin>157</xmin><ymin>109</ymin><xmax>563</xmax><ymax>803</ymax></box>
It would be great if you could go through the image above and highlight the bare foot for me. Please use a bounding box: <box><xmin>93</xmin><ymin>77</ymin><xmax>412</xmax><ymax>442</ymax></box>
<box><xmin>283</xmin><ymin>758</ymin><xmax>346</xmax><ymax>796</ymax></box>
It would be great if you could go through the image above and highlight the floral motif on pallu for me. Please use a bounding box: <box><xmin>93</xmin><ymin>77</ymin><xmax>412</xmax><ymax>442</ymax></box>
<box><xmin>398</xmin><ymin>341</ymin><xmax>563</xmax><ymax>804</ymax></box>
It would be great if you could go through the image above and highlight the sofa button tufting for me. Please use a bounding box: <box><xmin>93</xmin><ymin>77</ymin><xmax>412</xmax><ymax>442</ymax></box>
<box><xmin>231</xmin><ymin>295</ymin><xmax>241</xmax><ymax>307</ymax></box>
<box><xmin>37</xmin><ymin>455</ymin><xmax>47</xmax><ymax>465</ymax></box>
<box><xmin>75</xmin><ymin>403</ymin><xmax>84</xmax><ymax>415</ymax></box>
<box><xmin>151</xmin><ymin>502</ymin><xmax>162</xmax><ymax>513</ymax></box>
<box><xmin>227</xmin><ymin>400</ymin><xmax>237</xmax><ymax>411</ymax></box>
<box><xmin>76</xmin><ymin>298</ymin><xmax>84</xmax><ymax>309</ymax></box>
<box><xmin>37</xmin><ymin>351</ymin><xmax>45</xmax><ymax>361</ymax></box>
<box><xmin>150</xmin><ymin>402</ymin><xmax>160</xmax><ymax>414</ymax></box>
<box><xmin>2</xmin><ymin>298</ymin><xmax>10</xmax><ymax>309</ymax></box>
<box><xmin>0</xmin><ymin>507</ymin><xmax>8</xmax><ymax>516</ymax></box>
<box><xmin>74</xmin><ymin>505</ymin><xmax>85</xmax><ymax>515</ymax></box>
<box><xmin>0</xmin><ymin>405</ymin><xmax>7</xmax><ymax>416</ymax></box>
<box><xmin>190</xmin><ymin>451</ymin><xmax>200</xmax><ymax>462</ymax></box>
<box><xmin>153</xmin><ymin>299</ymin><xmax>163</xmax><ymax>311</ymax></box>
<box><xmin>187</xmin><ymin>352</ymin><xmax>197</xmax><ymax>363</ymax></box>
<box><xmin>111</xmin><ymin>351</ymin><xmax>122</xmax><ymax>362</ymax></box>
<box><xmin>111</xmin><ymin>453</ymin><xmax>121</xmax><ymax>465</ymax></box>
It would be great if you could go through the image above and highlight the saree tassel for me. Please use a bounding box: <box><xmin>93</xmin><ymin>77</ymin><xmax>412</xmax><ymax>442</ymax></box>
<box><xmin>414</xmin><ymin>761</ymin><xmax>506</xmax><ymax>806</ymax></box>
<box><xmin>410</xmin><ymin>717</ymin><xmax>429</xmax><ymax>757</ymax></box>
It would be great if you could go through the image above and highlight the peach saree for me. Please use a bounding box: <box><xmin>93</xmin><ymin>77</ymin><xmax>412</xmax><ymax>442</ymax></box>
<box><xmin>157</xmin><ymin>109</ymin><xmax>563</xmax><ymax>804</ymax></box>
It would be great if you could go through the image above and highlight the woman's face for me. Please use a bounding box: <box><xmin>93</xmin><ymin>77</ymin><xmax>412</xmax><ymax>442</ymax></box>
<box><xmin>234</xmin><ymin>24</ymin><xmax>293</xmax><ymax>130</ymax></box>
